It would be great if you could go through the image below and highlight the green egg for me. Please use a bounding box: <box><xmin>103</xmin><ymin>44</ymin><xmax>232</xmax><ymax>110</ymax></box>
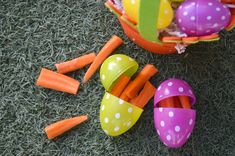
<box><xmin>100</xmin><ymin>54</ymin><xmax>138</xmax><ymax>91</ymax></box>
<box><xmin>100</xmin><ymin>92</ymin><xmax>143</xmax><ymax>136</ymax></box>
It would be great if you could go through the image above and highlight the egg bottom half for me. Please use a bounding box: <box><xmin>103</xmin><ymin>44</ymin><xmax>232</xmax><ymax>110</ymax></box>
<box><xmin>154</xmin><ymin>107</ymin><xmax>196</xmax><ymax>148</ymax></box>
<box><xmin>100</xmin><ymin>92</ymin><xmax>143</xmax><ymax>136</ymax></box>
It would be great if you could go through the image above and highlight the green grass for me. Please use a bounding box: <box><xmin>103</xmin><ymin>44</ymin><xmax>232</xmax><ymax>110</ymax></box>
<box><xmin>0</xmin><ymin>0</ymin><xmax>235</xmax><ymax>155</ymax></box>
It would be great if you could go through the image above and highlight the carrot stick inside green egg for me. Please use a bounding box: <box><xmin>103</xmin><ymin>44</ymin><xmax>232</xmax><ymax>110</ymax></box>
<box><xmin>120</xmin><ymin>89</ymin><xmax>131</xmax><ymax>102</ymax></box>
<box><xmin>110</xmin><ymin>75</ymin><xmax>131</xmax><ymax>97</ymax></box>
<box><xmin>124</xmin><ymin>64</ymin><xmax>158</xmax><ymax>99</ymax></box>
<box><xmin>130</xmin><ymin>81</ymin><xmax>156</xmax><ymax>109</ymax></box>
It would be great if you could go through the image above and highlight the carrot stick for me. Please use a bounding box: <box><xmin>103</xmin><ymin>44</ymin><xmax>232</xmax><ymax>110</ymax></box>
<box><xmin>55</xmin><ymin>53</ymin><xmax>96</xmax><ymax>74</ymax></box>
<box><xmin>110</xmin><ymin>75</ymin><xmax>131</xmax><ymax>97</ymax></box>
<box><xmin>130</xmin><ymin>81</ymin><xmax>156</xmax><ymax>108</ymax></box>
<box><xmin>124</xmin><ymin>64</ymin><xmax>158</xmax><ymax>99</ymax></box>
<box><xmin>83</xmin><ymin>35</ymin><xmax>123</xmax><ymax>83</ymax></box>
<box><xmin>45</xmin><ymin>115</ymin><xmax>88</xmax><ymax>140</ymax></box>
<box><xmin>120</xmin><ymin>94</ymin><xmax>130</xmax><ymax>102</ymax></box>
<box><xmin>173</xmin><ymin>96</ymin><xmax>182</xmax><ymax>108</ymax></box>
<box><xmin>159</xmin><ymin>97</ymin><xmax>175</xmax><ymax>108</ymax></box>
<box><xmin>36</xmin><ymin>68</ymin><xmax>80</xmax><ymax>94</ymax></box>
<box><xmin>120</xmin><ymin>80</ymin><xmax>133</xmax><ymax>102</ymax></box>
<box><xmin>178</xmin><ymin>96</ymin><xmax>191</xmax><ymax>109</ymax></box>
<box><xmin>157</xmin><ymin>102</ymin><xmax>164</xmax><ymax>108</ymax></box>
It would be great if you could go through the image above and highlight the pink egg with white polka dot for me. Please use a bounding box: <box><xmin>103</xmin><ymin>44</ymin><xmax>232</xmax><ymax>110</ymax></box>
<box><xmin>176</xmin><ymin>0</ymin><xmax>231</xmax><ymax>36</ymax></box>
<box><xmin>154</xmin><ymin>78</ymin><xmax>196</xmax><ymax>148</ymax></box>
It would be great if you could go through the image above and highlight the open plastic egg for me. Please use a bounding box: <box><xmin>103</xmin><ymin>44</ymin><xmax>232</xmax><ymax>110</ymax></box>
<box><xmin>154</xmin><ymin>78</ymin><xmax>196</xmax><ymax>148</ymax></box>
<box><xmin>99</xmin><ymin>54</ymin><xmax>145</xmax><ymax>136</ymax></box>
<box><xmin>100</xmin><ymin>92</ymin><xmax>143</xmax><ymax>136</ymax></box>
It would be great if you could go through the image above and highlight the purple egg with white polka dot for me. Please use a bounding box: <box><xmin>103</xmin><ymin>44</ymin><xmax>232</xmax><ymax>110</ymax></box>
<box><xmin>176</xmin><ymin>0</ymin><xmax>231</xmax><ymax>36</ymax></box>
<box><xmin>154</xmin><ymin>78</ymin><xmax>196</xmax><ymax>148</ymax></box>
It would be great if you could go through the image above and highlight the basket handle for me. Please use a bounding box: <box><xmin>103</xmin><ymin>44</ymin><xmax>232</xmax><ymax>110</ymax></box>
<box><xmin>138</xmin><ymin>0</ymin><xmax>161</xmax><ymax>43</ymax></box>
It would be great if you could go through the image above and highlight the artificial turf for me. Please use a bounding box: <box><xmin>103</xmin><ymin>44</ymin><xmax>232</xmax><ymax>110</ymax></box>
<box><xmin>0</xmin><ymin>0</ymin><xmax>235</xmax><ymax>155</ymax></box>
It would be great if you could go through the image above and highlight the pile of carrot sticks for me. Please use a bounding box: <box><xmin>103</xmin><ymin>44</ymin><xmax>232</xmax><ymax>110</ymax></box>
<box><xmin>110</xmin><ymin>64</ymin><xmax>158</xmax><ymax>109</ymax></box>
<box><xmin>158</xmin><ymin>96</ymin><xmax>191</xmax><ymax>109</ymax></box>
<box><xmin>35</xmin><ymin>35</ymin><xmax>159</xmax><ymax>140</ymax></box>
<box><xmin>36</xmin><ymin>35</ymin><xmax>123</xmax><ymax>94</ymax></box>
<box><xmin>36</xmin><ymin>35</ymin><xmax>123</xmax><ymax>140</ymax></box>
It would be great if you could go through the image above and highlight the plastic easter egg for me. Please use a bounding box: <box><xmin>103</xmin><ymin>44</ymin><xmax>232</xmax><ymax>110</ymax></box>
<box><xmin>123</xmin><ymin>0</ymin><xmax>174</xmax><ymax>29</ymax></box>
<box><xmin>100</xmin><ymin>92</ymin><xmax>143</xmax><ymax>136</ymax></box>
<box><xmin>154</xmin><ymin>78</ymin><xmax>196</xmax><ymax>148</ymax></box>
<box><xmin>100</xmin><ymin>54</ymin><xmax>138</xmax><ymax>91</ymax></box>
<box><xmin>154</xmin><ymin>79</ymin><xmax>196</xmax><ymax>107</ymax></box>
<box><xmin>176</xmin><ymin>0</ymin><xmax>231</xmax><ymax>36</ymax></box>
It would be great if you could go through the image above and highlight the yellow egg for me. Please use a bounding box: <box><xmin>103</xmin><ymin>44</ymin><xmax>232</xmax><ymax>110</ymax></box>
<box><xmin>123</xmin><ymin>0</ymin><xmax>173</xmax><ymax>29</ymax></box>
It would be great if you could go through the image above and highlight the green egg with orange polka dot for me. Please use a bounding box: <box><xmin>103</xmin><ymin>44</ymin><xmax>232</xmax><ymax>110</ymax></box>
<box><xmin>100</xmin><ymin>92</ymin><xmax>143</xmax><ymax>136</ymax></box>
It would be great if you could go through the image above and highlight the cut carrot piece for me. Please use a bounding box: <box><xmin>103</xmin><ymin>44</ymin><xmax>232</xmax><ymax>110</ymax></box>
<box><xmin>120</xmin><ymin>89</ymin><xmax>131</xmax><ymax>102</ymax></box>
<box><xmin>130</xmin><ymin>81</ymin><xmax>156</xmax><ymax>108</ymax></box>
<box><xmin>120</xmin><ymin>93</ymin><xmax>131</xmax><ymax>102</ymax></box>
<box><xmin>110</xmin><ymin>75</ymin><xmax>131</xmax><ymax>97</ymax></box>
<box><xmin>158</xmin><ymin>101</ymin><xmax>165</xmax><ymax>108</ymax></box>
<box><xmin>45</xmin><ymin>115</ymin><xmax>88</xmax><ymax>140</ymax></box>
<box><xmin>157</xmin><ymin>102</ymin><xmax>164</xmax><ymax>108</ymax></box>
<box><xmin>120</xmin><ymin>80</ymin><xmax>133</xmax><ymax>102</ymax></box>
<box><xmin>178</xmin><ymin>96</ymin><xmax>191</xmax><ymax>109</ymax></box>
<box><xmin>55</xmin><ymin>53</ymin><xmax>96</xmax><ymax>74</ymax></box>
<box><xmin>173</xmin><ymin>96</ymin><xmax>182</xmax><ymax>108</ymax></box>
<box><xmin>83</xmin><ymin>35</ymin><xmax>123</xmax><ymax>83</ymax></box>
<box><xmin>125</xmin><ymin>64</ymin><xmax>158</xmax><ymax>99</ymax></box>
<box><xmin>159</xmin><ymin>97</ymin><xmax>175</xmax><ymax>108</ymax></box>
<box><xmin>231</xmin><ymin>9</ymin><xmax>235</xmax><ymax>15</ymax></box>
<box><xmin>36</xmin><ymin>68</ymin><xmax>80</xmax><ymax>94</ymax></box>
<box><xmin>221</xmin><ymin>0</ymin><xmax>235</xmax><ymax>4</ymax></box>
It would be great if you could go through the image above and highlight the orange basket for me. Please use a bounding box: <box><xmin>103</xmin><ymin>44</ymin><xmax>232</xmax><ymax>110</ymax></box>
<box><xmin>105</xmin><ymin>0</ymin><xmax>235</xmax><ymax>54</ymax></box>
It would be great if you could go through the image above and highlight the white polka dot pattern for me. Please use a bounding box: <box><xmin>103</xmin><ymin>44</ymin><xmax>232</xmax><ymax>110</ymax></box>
<box><xmin>154</xmin><ymin>107</ymin><xmax>196</xmax><ymax>148</ymax></box>
<box><xmin>104</xmin><ymin>117</ymin><xmax>109</xmax><ymax>123</ymax></box>
<box><xmin>115</xmin><ymin>113</ymin><xmax>121</xmax><ymax>119</ymax></box>
<box><xmin>176</xmin><ymin>0</ymin><xmax>231</xmax><ymax>36</ymax></box>
<box><xmin>100</xmin><ymin>92</ymin><xmax>143</xmax><ymax>136</ymax></box>
<box><xmin>169</xmin><ymin>111</ymin><xmax>174</xmax><ymax>117</ymax></box>
<box><xmin>154</xmin><ymin>79</ymin><xmax>196</xmax><ymax>108</ymax></box>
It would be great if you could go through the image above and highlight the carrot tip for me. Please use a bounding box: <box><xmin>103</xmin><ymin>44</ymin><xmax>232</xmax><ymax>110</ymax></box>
<box><xmin>83</xmin><ymin>35</ymin><xmax>123</xmax><ymax>82</ymax></box>
<box><xmin>44</xmin><ymin>115</ymin><xmax>88</xmax><ymax>140</ymax></box>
